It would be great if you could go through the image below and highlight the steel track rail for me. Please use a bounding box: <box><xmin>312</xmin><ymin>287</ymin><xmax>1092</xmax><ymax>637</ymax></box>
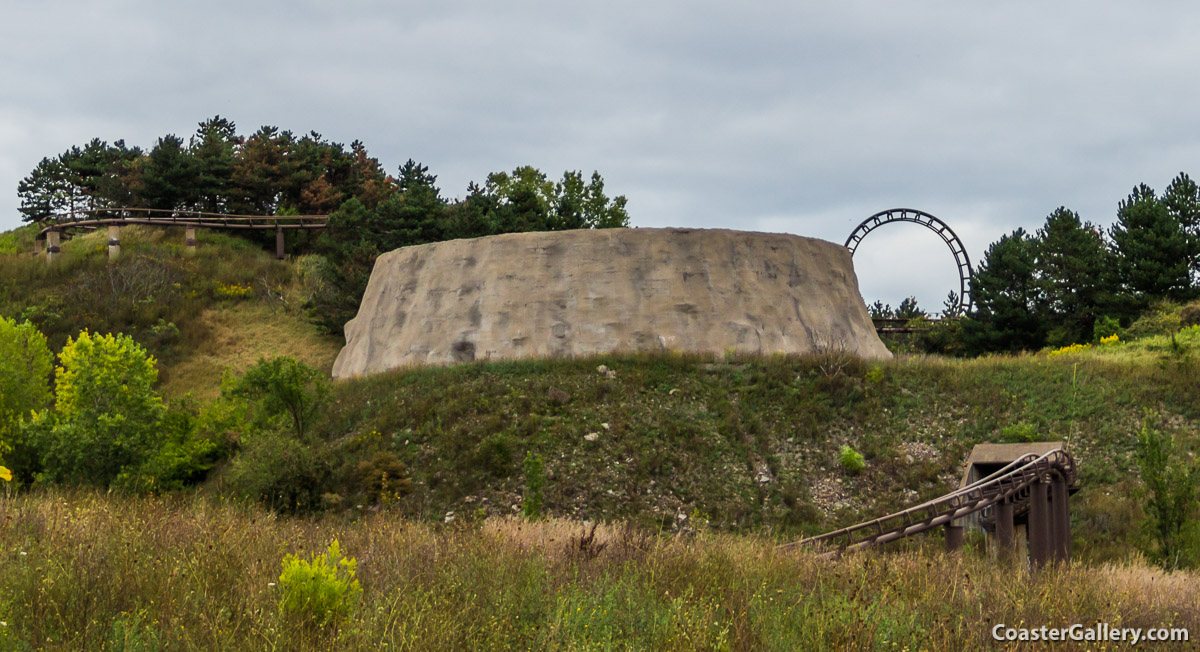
<box><xmin>781</xmin><ymin>449</ymin><xmax>1076</xmax><ymax>554</ymax></box>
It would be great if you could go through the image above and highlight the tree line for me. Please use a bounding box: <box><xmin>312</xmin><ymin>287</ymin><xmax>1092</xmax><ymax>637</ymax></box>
<box><xmin>952</xmin><ymin>173</ymin><xmax>1199</xmax><ymax>354</ymax></box>
<box><xmin>18</xmin><ymin>116</ymin><xmax>632</xmax><ymax>332</ymax></box>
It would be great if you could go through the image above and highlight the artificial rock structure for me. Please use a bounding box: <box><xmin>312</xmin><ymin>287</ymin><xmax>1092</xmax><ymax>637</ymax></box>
<box><xmin>332</xmin><ymin>228</ymin><xmax>890</xmax><ymax>378</ymax></box>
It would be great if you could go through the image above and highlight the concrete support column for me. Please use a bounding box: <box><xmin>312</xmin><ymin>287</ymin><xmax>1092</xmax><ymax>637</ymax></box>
<box><xmin>45</xmin><ymin>230</ymin><xmax>60</xmax><ymax>263</ymax></box>
<box><xmin>107</xmin><ymin>225</ymin><xmax>121</xmax><ymax>261</ymax></box>
<box><xmin>1029</xmin><ymin>480</ymin><xmax>1051</xmax><ymax>568</ymax></box>
<box><xmin>185</xmin><ymin>227</ymin><xmax>197</xmax><ymax>255</ymax></box>
<box><xmin>996</xmin><ymin>498</ymin><xmax>1015</xmax><ymax>561</ymax></box>
<box><xmin>275</xmin><ymin>225</ymin><xmax>285</xmax><ymax>260</ymax></box>
<box><xmin>945</xmin><ymin>524</ymin><xmax>964</xmax><ymax>553</ymax></box>
<box><xmin>1052</xmin><ymin>477</ymin><xmax>1070</xmax><ymax>563</ymax></box>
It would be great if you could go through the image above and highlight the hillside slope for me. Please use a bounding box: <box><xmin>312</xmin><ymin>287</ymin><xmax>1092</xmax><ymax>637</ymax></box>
<box><xmin>3</xmin><ymin>225</ymin><xmax>1198</xmax><ymax>564</ymax></box>
<box><xmin>0</xmin><ymin>224</ymin><xmax>342</xmax><ymax>401</ymax></box>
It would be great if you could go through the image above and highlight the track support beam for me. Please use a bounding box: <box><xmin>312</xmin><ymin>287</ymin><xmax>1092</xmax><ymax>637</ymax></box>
<box><xmin>945</xmin><ymin>525</ymin><xmax>964</xmax><ymax>553</ymax></box>
<box><xmin>996</xmin><ymin>498</ymin><xmax>1015</xmax><ymax>561</ymax></box>
<box><xmin>1052</xmin><ymin>476</ymin><xmax>1070</xmax><ymax>563</ymax></box>
<box><xmin>108</xmin><ymin>225</ymin><xmax>121</xmax><ymax>260</ymax></box>
<box><xmin>45</xmin><ymin>230</ymin><xmax>60</xmax><ymax>263</ymax></box>
<box><xmin>1029</xmin><ymin>480</ymin><xmax>1051</xmax><ymax>568</ymax></box>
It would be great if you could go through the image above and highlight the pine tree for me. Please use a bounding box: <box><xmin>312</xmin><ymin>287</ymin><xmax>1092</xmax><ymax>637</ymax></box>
<box><xmin>1035</xmin><ymin>207</ymin><xmax>1114</xmax><ymax>344</ymax></box>
<box><xmin>961</xmin><ymin>228</ymin><xmax>1045</xmax><ymax>353</ymax></box>
<box><xmin>141</xmin><ymin>135</ymin><xmax>200</xmax><ymax>211</ymax></box>
<box><xmin>1111</xmin><ymin>184</ymin><xmax>1191</xmax><ymax>304</ymax></box>
<box><xmin>190</xmin><ymin>116</ymin><xmax>240</xmax><ymax>213</ymax></box>
<box><xmin>1162</xmin><ymin>172</ymin><xmax>1200</xmax><ymax>289</ymax></box>
<box><xmin>17</xmin><ymin>157</ymin><xmax>73</xmax><ymax>222</ymax></box>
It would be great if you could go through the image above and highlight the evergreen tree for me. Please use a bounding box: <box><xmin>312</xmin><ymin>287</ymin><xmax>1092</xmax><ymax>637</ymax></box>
<box><xmin>17</xmin><ymin>156</ymin><xmax>73</xmax><ymax>221</ymax></box>
<box><xmin>391</xmin><ymin>159</ymin><xmax>447</xmax><ymax>245</ymax></box>
<box><xmin>93</xmin><ymin>140</ymin><xmax>145</xmax><ymax>210</ymax></box>
<box><xmin>867</xmin><ymin>300</ymin><xmax>893</xmax><ymax>319</ymax></box>
<box><xmin>895</xmin><ymin>297</ymin><xmax>927</xmax><ymax>320</ymax></box>
<box><xmin>1035</xmin><ymin>207</ymin><xmax>1114</xmax><ymax>344</ymax></box>
<box><xmin>1162</xmin><ymin>172</ymin><xmax>1200</xmax><ymax>288</ymax></box>
<box><xmin>961</xmin><ymin>228</ymin><xmax>1045</xmax><ymax>353</ymax></box>
<box><xmin>141</xmin><ymin>135</ymin><xmax>200</xmax><ymax>211</ymax></box>
<box><xmin>190</xmin><ymin>116</ymin><xmax>240</xmax><ymax>213</ymax></box>
<box><xmin>344</xmin><ymin>140</ymin><xmax>394</xmax><ymax>210</ymax></box>
<box><xmin>231</xmin><ymin>126</ymin><xmax>294</xmax><ymax>214</ymax></box>
<box><xmin>443</xmin><ymin>183</ymin><xmax>498</xmax><ymax>240</ymax></box>
<box><xmin>1111</xmin><ymin>184</ymin><xmax>1191</xmax><ymax>304</ymax></box>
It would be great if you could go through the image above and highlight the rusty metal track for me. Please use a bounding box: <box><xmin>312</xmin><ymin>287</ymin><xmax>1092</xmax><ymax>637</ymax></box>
<box><xmin>781</xmin><ymin>449</ymin><xmax>1076</xmax><ymax>554</ymax></box>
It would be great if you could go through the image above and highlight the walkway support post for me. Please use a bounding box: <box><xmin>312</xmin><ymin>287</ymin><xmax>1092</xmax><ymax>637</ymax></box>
<box><xmin>275</xmin><ymin>225</ymin><xmax>285</xmax><ymax>260</ymax></box>
<box><xmin>996</xmin><ymin>498</ymin><xmax>1015</xmax><ymax>561</ymax></box>
<box><xmin>1052</xmin><ymin>476</ymin><xmax>1070</xmax><ymax>563</ymax></box>
<box><xmin>107</xmin><ymin>225</ymin><xmax>121</xmax><ymax>261</ymax></box>
<box><xmin>185</xmin><ymin>227</ymin><xmax>197</xmax><ymax>255</ymax></box>
<box><xmin>945</xmin><ymin>524</ymin><xmax>964</xmax><ymax>553</ymax></box>
<box><xmin>45</xmin><ymin>230</ymin><xmax>60</xmax><ymax>263</ymax></box>
<box><xmin>1029</xmin><ymin>480</ymin><xmax>1051</xmax><ymax>568</ymax></box>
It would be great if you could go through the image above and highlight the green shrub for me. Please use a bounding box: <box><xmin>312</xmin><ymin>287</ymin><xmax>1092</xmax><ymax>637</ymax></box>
<box><xmin>1092</xmin><ymin>315</ymin><xmax>1122</xmax><ymax>341</ymax></box>
<box><xmin>231</xmin><ymin>356</ymin><xmax>328</xmax><ymax>440</ymax></box>
<box><xmin>0</xmin><ymin>316</ymin><xmax>53</xmax><ymax>479</ymax></box>
<box><xmin>998</xmin><ymin>421</ymin><xmax>1039</xmax><ymax>443</ymax></box>
<box><xmin>1126</xmin><ymin>302</ymin><xmax>1182</xmax><ymax>340</ymax></box>
<box><xmin>839</xmin><ymin>445</ymin><xmax>865</xmax><ymax>474</ymax></box>
<box><xmin>1134</xmin><ymin>413</ymin><xmax>1200</xmax><ymax>570</ymax></box>
<box><xmin>113</xmin><ymin>404</ymin><xmax>222</xmax><ymax>494</ymax></box>
<box><xmin>226</xmin><ymin>426</ymin><xmax>328</xmax><ymax>512</ymax></box>
<box><xmin>25</xmin><ymin>330</ymin><xmax>165</xmax><ymax>486</ymax></box>
<box><xmin>522</xmin><ymin>451</ymin><xmax>546</xmax><ymax>519</ymax></box>
<box><xmin>352</xmin><ymin>451</ymin><xmax>413</xmax><ymax>505</ymax></box>
<box><xmin>278</xmin><ymin>539</ymin><xmax>362</xmax><ymax>629</ymax></box>
<box><xmin>475</xmin><ymin>433</ymin><xmax>516</xmax><ymax>477</ymax></box>
<box><xmin>1181</xmin><ymin>301</ymin><xmax>1200</xmax><ymax>328</ymax></box>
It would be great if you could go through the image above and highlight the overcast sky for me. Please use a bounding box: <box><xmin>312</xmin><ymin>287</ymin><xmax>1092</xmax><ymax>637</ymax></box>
<box><xmin>4</xmin><ymin>1</ymin><xmax>1199</xmax><ymax>310</ymax></box>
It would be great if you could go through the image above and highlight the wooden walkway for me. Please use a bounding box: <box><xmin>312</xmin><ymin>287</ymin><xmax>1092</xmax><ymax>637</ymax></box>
<box><xmin>35</xmin><ymin>208</ymin><xmax>330</xmax><ymax>260</ymax></box>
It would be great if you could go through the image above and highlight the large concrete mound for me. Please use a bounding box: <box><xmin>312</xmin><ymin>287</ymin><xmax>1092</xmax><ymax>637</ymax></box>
<box><xmin>332</xmin><ymin>228</ymin><xmax>891</xmax><ymax>377</ymax></box>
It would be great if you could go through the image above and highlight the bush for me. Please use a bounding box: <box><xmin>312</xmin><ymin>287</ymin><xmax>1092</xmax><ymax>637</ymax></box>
<box><xmin>113</xmin><ymin>405</ymin><xmax>226</xmax><ymax>494</ymax></box>
<box><xmin>0</xmin><ymin>317</ymin><xmax>53</xmax><ymax>478</ymax></box>
<box><xmin>1134</xmin><ymin>413</ymin><xmax>1200</xmax><ymax>570</ymax></box>
<box><xmin>475</xmin><ymin>433</ymin><xmax>516</xmax><ymax>477</ymax></box>
<box><xmin>226</xmin><ymin>426</ymin><xmax>328</xmax><ymax>512</ymax></box>
<box><xmin>999</xmin><ymin>421</ymin><xmax>1039</xmax><ymax>443</ymax></box>
<box><xmin>1093</xmin><ymin>315</ymin><xmax>1122</xmax><ymax>341</ymax></box>
<box><xmin>839</xmin><ymin>445</ymin><xmax>865</xmax><ymax>474</ymax></box>
<box><xmin>230</xmin><ymin>356</ymin><xmax>328</xmax><ymax>441</ymax></box>
<box><xmin>352</xmin><ymin>451</ymin><xmax>412</xmax><ymax>505</ymax></box>
<box><xmin>278</xmin><ymin>539</ymin><xmax>362</xmax><ymax>629</ymax></box>
<box><xmin>25</xmin><ymin>331</ymin><xmax>165</xmax><ymax>486</ymax></box>
<box><xmin>1126</xmin><ymin>302</ymin><xmax>1182</xmax><ymax>340</ymax></box>
<box><xmin>1181</xmin><ymin>301</ymin><xmax>1200</xmax><ymax>328</ymax></box>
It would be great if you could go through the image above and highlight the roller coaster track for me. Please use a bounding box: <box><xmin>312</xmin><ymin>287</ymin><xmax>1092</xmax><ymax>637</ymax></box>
<box><xmin>782</xmin><ymin>449</ymin><xmax>1076</xmax><ymax>555</ymax></box>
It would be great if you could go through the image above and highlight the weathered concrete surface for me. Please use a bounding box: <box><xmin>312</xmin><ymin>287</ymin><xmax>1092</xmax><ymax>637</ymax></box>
<box><xmin>332</xmin><ymin>228</ymin><xmax>890</xmax><ymax>377</ymax></box>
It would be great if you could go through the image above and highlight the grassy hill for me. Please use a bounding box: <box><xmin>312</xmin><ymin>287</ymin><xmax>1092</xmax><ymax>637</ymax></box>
<box><xmin>4</xmin><ymin>226</ymin><xmax>1200</xmax><ymax>650</ymax></box>
<box><xmin>3</xmin><ymin>225</ymin><xmax>1199</xmax><ymax>561</ymax></box>
<box><xmin>0</xmin><ymin>224</ymin><xmax>342</xmax><ymax>401</ymax></box>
